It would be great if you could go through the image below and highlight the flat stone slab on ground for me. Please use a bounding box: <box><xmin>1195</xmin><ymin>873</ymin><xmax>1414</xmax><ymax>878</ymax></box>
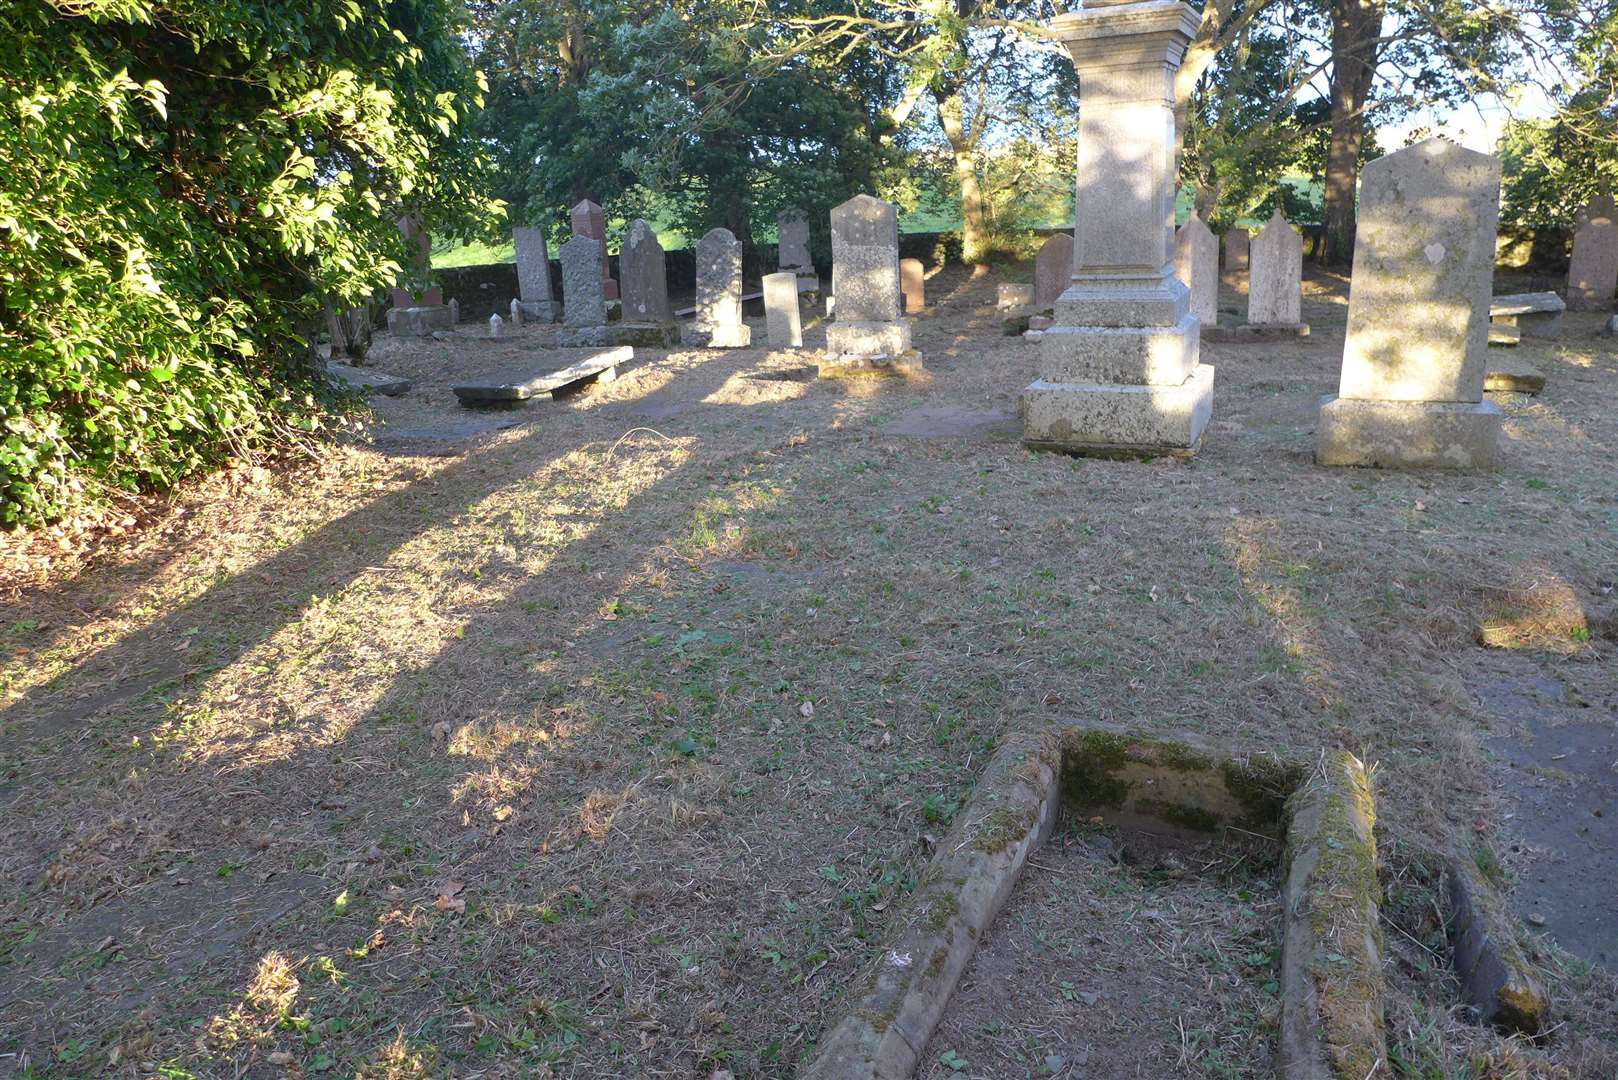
<box><xmin>1488</xmin><ymin>322</ymin><xmax>1522</xmax><ymax>346</ymax></box>
<box><xmin>882</xmin><ymin>406</ymin><xmax>1019</xmax><ymax>440</ymax></box>
<box><xmin>451</xmin><ymin>346</ymin><xmax>632</xmax><ymax>405</ymax></box>
<box><xmin>1202</xmin><ymin>322</ymin><xmax>1311</xmax><ymax>343</ymax></box>
<box><xmin>326</xmin><ymin>362</ymin><xmax>412</xmax><ymax>396</ymax></box>
<box><xmin>1484</xmin><ymin>357</ymin><xmax>1545</xmax><ymax>395</ymax></box>
<box><xmin>1489</xmin><ymin>292</ymin><xmax>1565</xmax><ymax>338</ymax></box>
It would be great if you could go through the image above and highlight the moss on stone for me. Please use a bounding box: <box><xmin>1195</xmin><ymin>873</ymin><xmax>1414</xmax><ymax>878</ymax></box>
<box><xmin>971</xmin><ymin>804</ymin><xmax>1039</xmax><ymax>854</ymax></box>
<box><xmin>1136</xmin><ymin>798</ymin><xmax>1222</xmax><ymax>833</ymax></box>
<box><xmin>1221</xmin><ymin>756</ymin><xmax>1303</xmax><ymax>832</ymax></box>
<box><xmin>1059</xmin><ymin>729</ymin><xmax>1134</xmax><ymax>808</ymax></box>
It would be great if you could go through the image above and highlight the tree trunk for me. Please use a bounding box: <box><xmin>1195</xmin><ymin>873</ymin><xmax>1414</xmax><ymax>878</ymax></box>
<box><xmin>1320</xmin><ymin>0</ymin><xmax>1384</xmax><ymax>267</ymax></box>
<box><xmin>933</xmin><ymin>86</ymin><xmax>990</xmax><ymax>267</ymax></box>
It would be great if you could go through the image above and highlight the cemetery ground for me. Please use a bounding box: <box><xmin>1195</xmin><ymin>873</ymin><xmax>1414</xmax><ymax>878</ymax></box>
<box><xmin>2</xmin><ymin>267</ymin><xmax>1617</xmax><ymax>1079</ymax></box>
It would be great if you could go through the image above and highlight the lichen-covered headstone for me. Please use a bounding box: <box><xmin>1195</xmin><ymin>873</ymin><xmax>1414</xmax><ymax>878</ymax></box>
<box><xmin>621</xmin><ymin>219</ymin><xmax>673</xmax><ymax>324</ymax></box>
<box><xmin>569</xmin><ymin>199</ymin><xmax>618</xmax><ymax>300</ymax></box>
<box><xmin>694</xmin><ymin>228</ymin><xmax>751</xmax><ymax>348</ymax></box>
<box><xmin>559</xmin><ymin>235</ymin><xmax>609</xmax><ymax>346</ymax></box>
<box><xmin>514</xmin><ymin>226</ymin><xmax>557</xmax><ymax>323</ymax></box>
<box><xmin>1247</xmin><ymin>211</ymin><xmax>1303</xmax><ymax>328</ymax></box>
<box><xmin>1034</xmin><ymin>233</ymin><xmax>1073</xmax><ymax>309</ymax></box>
<box><xmin>1316</xmin><ymin>137</ymin><xmax>1502</xmax><ymax>469</ymax></box>
<box><xmin>1567</xmin><ymin>193</ymin><xmax>1617</xmax><ymax>312</ymax></box>
<box><xmin>763</xmin><ymin>271</ymin><xmax>803</xmax><ymax>348</ymax></box>
<box><xmin>1173</xmin><ymin>214</ymin><xmax>1218</xmax><ymax>328</ymax></box>
<box><xmin>824</xmin><ymin>194</ymin><xmax>914</xmax><ymax>367</ymax></box>
<box><xmin>778</xmin><ymin>208</ymin><xmax>814</xmax><ymax>278</ymax></box>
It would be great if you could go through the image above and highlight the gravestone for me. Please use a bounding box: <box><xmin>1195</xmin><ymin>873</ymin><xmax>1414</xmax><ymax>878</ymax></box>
<box><xmin>824</xmin><ymin>194</ymin><xmax>917</xmax><ymax>374</ymax></box>
<box><xmin>488</xmin><ymin>313</ymin><xmax>504</xmax><ymax>338</ymax></box>
<box><xmin>694</xmin><ymin>228</ymin><xmax>751</xmax><ymax>347</ymax></box>
<box><xmin>1225</xmin><ymin>228</ymin><xmax>1250</xmax><ymax>272</ymax></box>
<box><xmin>1567</xmin><ymin>193</ymin><xmax>1617</xmax><ymax>312</ymax></box>
<box><xmin>900</xmin><ymin>258</ymin><xmax>926</xmax><ymax>312</ymax></box>
<box><xmin>510</xmin><ymin>298</ymin><xmax>523</xmax><ymax>327</ymax></box>
<box><xmin>1022</xmin><ymin>1</ymin><xmax>1213</xmax><ymax>456</ymax></box>
<box><xmin>616</xmin><ymin>219</ymin><xmax>680</xmax><ymax>347</ymax></box>
<box><xmin>1489</xmin><ymin>292</ymin><xmax>1564</xmax><ymax>339</ymax></box>
<box><xmin>1316</xmin><ymin>137</ymin><xmax>1502</xmax><ymax>469</ymax></box>
<box><xmin>386</xmin><ymin>214</ymin><xmax>452</xmax><ymax>334</ymax></box>
<box><xmin>1173</xmin><ymin>214</ymin><xmax>1218</xmax><ymax>329</ymax></box>
<box><xmin>763</xmin><ymin>271</ymin><xmax>803</xmax><ymax>348</ymax></box>
<box><xmin>514</xmin><ymin>226</ymin><xmax>558</xmax><ymax>322</ymax></box>
<box><xmin>1247</xmin><ymin>211</ymin><xmax>1305</xmax><ymax>329</ymax></box>
<box><xmin>778</xmin><ymin>208</ymin><xmax>815</xmax><ymax>279</ymax></box>
<box><xmin>569</xmin><ymin>199</ymin><xmax>618</xmax><ymax>300</ymax></box>
<box><xmin>558</xmin><ymin>234</ymin><xmax>611</xmax><ymax>346</ymax></box>
<box><xmin>1034</xmin><ymin>233</ymin><xmax>1073</xmax><ymax>309</ymax></box>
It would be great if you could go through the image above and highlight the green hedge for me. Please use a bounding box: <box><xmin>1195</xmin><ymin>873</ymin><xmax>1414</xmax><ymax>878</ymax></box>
<box><xmin>0</xmin><ymin>0</ymin><xmax>497</xmax><ymax>526</ymax></box>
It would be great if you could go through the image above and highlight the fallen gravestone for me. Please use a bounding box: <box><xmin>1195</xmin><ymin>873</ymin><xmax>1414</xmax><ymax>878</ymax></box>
<box><xmin>1489</xmin><ymin>292</ymin><xmax>1564</xmax><ymax>339</ymax></box>
<box><xmin>1484</xmin><ymin>357</ymin><xmax>1546</xmax><ymax>395</ymax></box>
<box><xmin>452</xmin><ymin>346</ymin><xmax>632</xmax><ymax>405</ymax></box>
<box><xmin>326</xmin><ymin>362</ymin><xmax>412</xmax><ymax>397</ymax></box>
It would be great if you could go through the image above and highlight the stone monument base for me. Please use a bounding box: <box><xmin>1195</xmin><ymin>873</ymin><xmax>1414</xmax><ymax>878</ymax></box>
<box><xmin>817</xmin><ymin>351</ymin><xmax>925</xmax><ymax>380</ymax></box>
<box><xmin>1314</xmin><ymin>395</ymin><xmax>1501</xmax><ymax>469</ymax></box>
<box><xmin>690</xmin><ymin>325</ymin><xmax>752</xmax><ymax>348</ymax></box>
<box><xmin>1021</xmin><ymin>364</ymin><xmax>1214</xmax><ymax>457</ymax></box>
<box><xmin>387</xmin><ymin>305</ymin><xmax>454</xmax><ymax>336</ymax></box>
<box><xmin>826</xmin><ymin>320</ymin><xmax>911</xmax><ymax>359</ymax></box>
<box><xmin>609</xmin><ymin>322</ymin><xmax>681</xmax><ymax>348</ymax></box>
<box><xmin>518</xmin><ymin>300</ymin><xmax>558</xmax><ymax>324</ymax></box>
<box><xmin>557</xmin><ymin>325</ymin><xmax>615</xmax><ymax>348</ymax></box>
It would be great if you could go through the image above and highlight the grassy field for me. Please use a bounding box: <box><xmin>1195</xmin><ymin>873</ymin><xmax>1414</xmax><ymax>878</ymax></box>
<box><xmin>1</xmin><ymin>266</ymin><xmax>1614</xmax><ymax>1078</ymax></box>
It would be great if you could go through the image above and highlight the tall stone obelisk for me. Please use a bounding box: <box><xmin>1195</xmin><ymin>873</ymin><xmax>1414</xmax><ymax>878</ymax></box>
<box><xmin>1023</xmin><ymin>0</ymin><xmax>1214</xmax><ymax>456</ymax></box>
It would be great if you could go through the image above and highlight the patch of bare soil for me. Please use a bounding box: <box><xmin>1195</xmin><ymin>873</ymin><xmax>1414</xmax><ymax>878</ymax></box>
<box><xmin>0</xmin><ymin>263</ymin><xmax>1614</xmax><ymax>1077</ymax></box>
<box><xmin>919</xmin><ymin>824</ymin><xmax>1280</xmax><ymax>1080</ymax></box>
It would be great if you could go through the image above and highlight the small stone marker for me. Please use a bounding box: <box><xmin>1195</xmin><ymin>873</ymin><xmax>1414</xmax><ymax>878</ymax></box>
<box><xmin>1484</xmin><ymin>356</ymin><xmax>1545</xmax><ymax>395</ymax></box>
<box><xmin>778</xmin><ymin>208</ymin><xmax>814</xmax><ymax>278</ymax></box>
<box><xmin>1489</xmin><ymin>292</ymin><xmax>1564</xmax><ymax>338</ymax></box>
<box><xmin>763</xmin><ymin>271</ymin><xmax>803</xmax><ymax>348</ymax></box>
<box><xmin>509</xmin><ymin>298</ymin><xmax>523</xmax><ymax>327</ymax></box>
<box><xmin>998</xmin><ymin>283</ymin><xmax>1035</xmax><ymax>309</ymax></box>
<box><xmin>559</xmin><ymin>234</ymin><xmax>611</xmax><ymax>346</ymax></box>
<box><xmin>569</xmin><ymin>199</ymin><xmax>618</xmax><ymax>300</ymax></box>
<box><xmin>1567</xmin><ymin>193</ymin><xmax>1617</xmax><ymax>312</ymax></box>
<box><xmin>1607</xmin><ymin>313</ymin><xmax>1618</xmax><ymax>335</ymax></box>
<box><xmin>1034</xmin><ymin>233</ymin><xmax>1073</xmax><ymax>309</ymax></box>
<box><xmin>1225</xmin><ymin>227</ymin><xmax>1250</xmax><ymax>271</ymax></box>
<box><xmin>693</xmin><ymin>227</ymin><xmax>752</xmax><ymax>348</ymax></box>
<box><xmin>1247</xmin><ymin>211</ymin><xmax>1305</xmax><ymax>330</ymax></box>
<box><xmin>448</xmin><ymin>298</ymin><xmax>459</xmax><ymax>325</ymax></box>
<box><xmin>488</xmin><ymin>313</ymin><xmax>504</xmax><ymax>338</ymax></box>
<box><xmin>514</xmin><ymin>226</ymin><xmax>558</xmax><ymax>323</ymax></box>
<box><xmin>824</xmin><ymin>194</ymin><xmax>918</xmax><ymax>374</ymax></box>
<box><xmin>452</xmin><ymin>346</ymin><xmax>632</xmax><ymax>405</ymax></box>
<box><xmin>1316</xmin><ymin>137</ymin><xmax>1503</xmax><ymax>469</ymax></box>
<box><xmin>1173</xmin><ymin>214</ymin><xmax>1218</xmax><ymax>329</ymax></box>
<box><xmin>616</xmin><ymin>219</ymin><xmax>680</xmax><ymax>346</ymax></box>
<box><xmin>900</xmin><ymin>258</ymin><xmax>925</xmax><ymax>312</ymax></box>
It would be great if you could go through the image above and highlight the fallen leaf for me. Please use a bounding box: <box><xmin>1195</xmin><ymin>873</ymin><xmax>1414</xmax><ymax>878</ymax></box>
<box><xmin>799</xmin><ymin>700</ymin><xmax>815</xmax><ymax>718</ymax></box>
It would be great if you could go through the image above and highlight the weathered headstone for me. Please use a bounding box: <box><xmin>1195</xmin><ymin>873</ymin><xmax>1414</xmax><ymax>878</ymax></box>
<box><xmin>694</xmin><ymin>228</ymin><xmax>751</xmax><ymax>347</ymax></box>
<box><xmin>447</xmin><ymin>298</ymin><xmax>459</xmax><ymax>325</ymax></box>
<box><xmin>778</xmin><ymin>208</ymin><xmax>814</xmax><ymax>279</ymax></box>
<box><xmin>488</xmin><ymin>313</ymin><xmax>504</xmax><ymax>338</ymax></box>
<box><xmin>559</xmin><ymin>234</ymin><xmax>611</xmax><ymax>346</ymax></box>
<box><xmin>763</xmin><ymin>271</ymin><xmax>803</xmax><ymax>348</ymax></box>
<box><xmin>509</xmin><ymin>298</ymin><xmax>523</xmax><ymax>327</ymax></box>
<box><xmin>1022</xmin><ymin>1</ymin><xmax>1213</xmax><ymax>456</ymax></box>
<box><xmin>569</xmin><ymin>199</ymin><xmax>618</xmax><ymax>301</ymax></box>
<box><xmin>1034</xmin><ymin>233</ymin><xmax>1073</xmax><ymax>309</ymax></box>
<box><xmin>1225</xmin><ymin>227</ymin><xmax>1250</xmax><ymax>272</ymax></box>
<box><xmin>616</xmin><ymin>219</ymin><xmax>680</xmax><ymax>346</ymax></box>
<box><xmin>1247</xmin><ymin>211</ymin><xmax>1305</xmax><ymax>329</ymax></box>
<box><xmin>900</xmin><ymin>258</ymin><xmax>926</xmax><ymax>312</ymax></box>
<box><xmin>1316</xmin><ymin>137</ymin><xmax>1502</xmax><ymax>469</ymax></box>
<box><xmin>1567</xmin><ymin>193</ymin><xmax>1617</xmax><ymax>312</ymax></box>
<box><xmin>824</xmin><ymin>194</ymin><xmax>917</xmax><ymax>374</ymax></box>
<box><xmin>514</xmin><ymin>226</ymin><xmax>558</xmax><ymax>323</ymax></box>
<box><xmin>1173</xmin><ymin>214</ymin><xmax>1218</xmax><ymax>329</ymax></box>
<box><xmin>386</xmin><ymin>214</ymin><xmax>453</xmax><ymax>334</ymax></box>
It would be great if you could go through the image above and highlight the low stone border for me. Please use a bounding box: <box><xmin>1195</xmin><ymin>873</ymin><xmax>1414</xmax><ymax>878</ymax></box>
<box><xmin>1444</xmin><ymin>858</ymin><xmax>1552</xmax><ymax>1035</ymax></box>
<box><xmin>1279</xmin><ymin>750</ymin><xmax>1388</xmax><ymax>1080</ymax></box>
<box><xmin>800</xmin><ymin>730</ymin><xmax>1060</xmax><ymax>1080</ymax></box>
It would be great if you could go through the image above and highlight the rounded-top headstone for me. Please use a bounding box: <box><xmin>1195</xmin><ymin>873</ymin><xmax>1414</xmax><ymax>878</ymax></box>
<box><xmin>831</xmin><ymin>194</ymin><xmax>898</xmax><ymax>247</ymax></box>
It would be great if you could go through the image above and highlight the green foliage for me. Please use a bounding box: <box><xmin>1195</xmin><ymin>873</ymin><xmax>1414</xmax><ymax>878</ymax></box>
<box><xmin>0</xmin><ymin>0</ymin><xmax>498</xmax><ymax>526</ymax></box>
